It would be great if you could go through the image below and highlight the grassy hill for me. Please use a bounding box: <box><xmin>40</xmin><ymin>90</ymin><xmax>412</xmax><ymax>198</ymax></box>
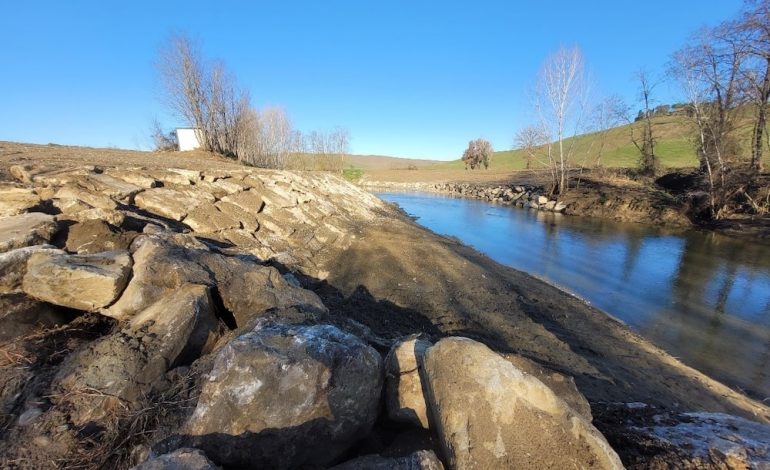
<box><xmin>432</xmin><ymin>112</ymin><xmax>770</xmax><ymax>172</ymax></box>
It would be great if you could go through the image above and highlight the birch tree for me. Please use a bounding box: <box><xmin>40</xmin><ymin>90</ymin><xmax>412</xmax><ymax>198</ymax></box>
<box><xmin>535</xmin><ymin>46</ymin><xmax>588</xmax><ymax>194</ymax></box>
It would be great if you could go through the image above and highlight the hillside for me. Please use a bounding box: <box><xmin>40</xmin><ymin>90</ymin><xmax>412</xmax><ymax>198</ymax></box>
<box><xmin>435</xmin><ymin>112</ymin><xmax>770</xmax><ymax>172</ymax></box>
<box><xmin>344</xmin><ymin>154</ymin><xmax>440</xmax><ymax>170</ymax></box>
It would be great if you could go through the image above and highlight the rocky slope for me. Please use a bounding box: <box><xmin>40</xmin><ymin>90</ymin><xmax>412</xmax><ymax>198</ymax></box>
<box><xmin>0</xmin><ymin>161</ymin><xmax>768</xmax><ymax>469</ymax></box>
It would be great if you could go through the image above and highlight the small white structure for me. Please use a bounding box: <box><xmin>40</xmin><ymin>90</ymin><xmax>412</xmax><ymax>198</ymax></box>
<box><xmin>176</xmin><ymin>128</ymin><xmax>202</xmax><ymax>151</ymax></box>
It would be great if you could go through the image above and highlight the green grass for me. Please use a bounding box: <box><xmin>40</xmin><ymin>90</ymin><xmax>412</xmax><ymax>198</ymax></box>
<box><xmin>433</xmin><ymin>113</ymin><xmax>770</xmax><ymax>171</ymax></box>
<box><xmin>342</xmin><ymin>167</ymin><xmax>364</xmax><ymax>182</ymax></box>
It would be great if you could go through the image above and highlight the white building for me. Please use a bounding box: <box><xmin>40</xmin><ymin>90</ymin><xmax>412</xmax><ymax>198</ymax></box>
<box><xmin>176</xmin><ymin>128</ymin><xmax>202</xmax><ymax>151</ymax></box>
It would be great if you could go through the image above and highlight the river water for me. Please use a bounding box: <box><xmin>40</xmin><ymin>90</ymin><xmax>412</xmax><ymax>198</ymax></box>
<box><xmin>377</xmin><ymin>191</ymin><xmax>770</xmax><ymax>400</ymax></box>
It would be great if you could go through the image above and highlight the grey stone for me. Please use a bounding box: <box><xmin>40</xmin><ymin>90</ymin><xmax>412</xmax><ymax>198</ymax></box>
<box><xmin>183</xmin><ymin>323</ymin><xmax>383</xmax><ymax>469</ymax></box>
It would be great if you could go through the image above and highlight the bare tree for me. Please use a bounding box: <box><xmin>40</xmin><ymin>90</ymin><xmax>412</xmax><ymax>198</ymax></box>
<box><xmin>150</xmin><ymin>119</ymin><xmax>178</xmax><ymax>151</ymax></box>
<box><xmin>306</xmin><ymin>128</ymin><xmax>350</xmax><ymax>172</ymax></box>
<box><xmin>462</xmin><ymin>138</ymin><xmax>494</xmax><ymax>169</ymax></box>
<box><xmin>672</xmin><ymin>26</ymin><xmax>749</xmax><ymax>218</ymax></box>
<box><xmin>630</xmin><ymin>71</ymin><xmax>659</xmax><ymax>176</ymax></box>
<box><xmin>157</xmin><ymin>34</ymin><xmax>251</xmax><ymax>158</ymax></box>
<box><xmin>591</xmin><ymin>95</ymin><xmax>628</xmax><ymax>168</ymax></box>
<box><xmin>513</xmin><ymin>125</ymin><xmax>550</xmax><ymax>170</ymax></box>
<box><xmin>535</xmin><ymin>46</ymin><xmax>588</xmax><ymax>194</ymax></box>
<box><xmin>736</xmin><ymin>0</ymin><xmax>770</xmax><ymax>173</ymax></box>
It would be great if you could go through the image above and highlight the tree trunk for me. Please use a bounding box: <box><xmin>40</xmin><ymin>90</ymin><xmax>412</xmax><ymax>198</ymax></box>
<box><xmin>752</xmin><ymin>58</ymin><xmax>770</xmax><ymax>173</ymax></box>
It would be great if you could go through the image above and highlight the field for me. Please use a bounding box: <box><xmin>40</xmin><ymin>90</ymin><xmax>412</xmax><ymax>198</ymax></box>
<box><xmin>353</xmin><ymin>113</ymin><xmax>770</xmax><ymax>183</ymax></box>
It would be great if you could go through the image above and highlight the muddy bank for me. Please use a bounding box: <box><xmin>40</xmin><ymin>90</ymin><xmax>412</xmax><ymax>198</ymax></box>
<box><xmin>360</xmin><ymin>179</ymin><xmax>691</xmax><ymax>227</ymax></box>
<box><xmin>0</xmin><ymin>156</ymin><xmax>768</xmax><ymax>468</ymax></box>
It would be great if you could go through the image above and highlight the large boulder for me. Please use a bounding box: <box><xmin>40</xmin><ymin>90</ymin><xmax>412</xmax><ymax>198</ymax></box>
<box><xmin>181</xmin><ymin>323</ymin><xmax>383</xmax><ymax>468</ymax></box>
<box><xmin>65</xmin><ymin>219</ymin><xmax>135</xmax><ymax>254</ymax></box>
<box><xmin>54</xmin><ymin>284</ymin><xmax>221</xmax><ymax>425</ymax></box>
<box><xmin>423</xmin><ymin>337</ymin><xmax>623</xmax><ymax>470</ymax></box>
<box><xmin>0</xmin><ymin>186</ymin><xmax>41</xmax><ymax>217</ymax></box>
<box><xmin>134</xmin><ymin>188</ymin><xmax>205</xmax><ymax>221</ymax></box>
<box><xmin>132</xmin><ymin>448</ymin><xmax>219</xmax><ymax>470</ymax></box>
<box><xmin>22</xmin><ymin>250</ymin><xmax>132</xmax><ymax>311</ymax></box>
<box><xmin>330</xmin><ymin>450</ymin><xmax>444</xmax><ymax>470</ymax></box>
<box><xmin>385</xmin><ymin>337</ymin><xmax>432</xmax><ymax>429</ymax></box>
<box><xmin>219</xmin><ymin>189</ymin><xmax>265</xmax><ymax>214</ymax></box>
<box><xmin>628</xmin><ymin>410</ymin><xmax>770</xmax><ymax>469</ymax></box>
<box><xmin>0</xmin><ymin>245</ymin><xmax>60</xmax><ymax>294</ymax></box>
<box><xmin>53</xmin><ymin>184</ymin><xmax>118</xmax><ymax>210</ymax></box>
<box><xmin>182</xmin><ymin>202</ymin><xmax>241</xmax><ymax>233</ymax></box>
<box><xmin>503</xmin><ymin>353</ymin><xmax>593</xmax><ymax>421</ymax></box>
<box><xmin>106</xmin><ymin>236</ymin><xmax>325</xmax><ymax>324</ymax></box>
<box><xmin>0</xmin><ymin>213</ymin><xmax>58</xmax><ymax>253</ymax></box>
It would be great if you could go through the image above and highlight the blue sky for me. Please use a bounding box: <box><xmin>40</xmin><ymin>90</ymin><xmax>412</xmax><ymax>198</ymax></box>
<box><xmin>0</xmin><ymin>1</ymin><xmax>743</xmax><ymax>160</ymax></box>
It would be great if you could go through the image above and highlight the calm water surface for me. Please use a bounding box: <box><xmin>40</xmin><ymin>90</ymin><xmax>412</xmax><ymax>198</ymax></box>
<box><xmin>377</xmin><ymin>191</ymin><xmax>770</xmax><ymax>400</ymax></box>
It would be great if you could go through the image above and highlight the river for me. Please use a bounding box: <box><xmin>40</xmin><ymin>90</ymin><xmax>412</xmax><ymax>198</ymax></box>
<box><xmin>377</xmin><ymin>191</ymin><xmax>770</xmax><ymax>400</ymax></box>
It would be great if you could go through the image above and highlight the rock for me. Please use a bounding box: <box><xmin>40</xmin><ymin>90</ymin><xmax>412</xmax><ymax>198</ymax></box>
<box><xmin>634</xmin><ymin>411</ymin><xmax>770</xmax><ymax>469</ymax></box>
<box><xmin>554</xmin><ymin>201</ymin><xmax>567</xmax><ymax>212</ymax></box>
<box><xmin>528</xmin><ymin>200</ymin><xmax>539</xmax><ymax>209</ymax></box>
<box><xmin>54</xmin><ymin>284</ymin><xmax>221</xmax><ymax>425</ymax></box>
<box><xmin>0</xmin><ymin>213</ymin><xmax>59</xmax><ymax>253</ymax></box>
<box><xmin>106</xmin><ymin>236</ymin><xmax>325</xmax><ymax>324</ymax></box>
<box><xmin>0</xmin><ymin>186</ymin><xmax>41</xmax><ymax>216</ymax></box>
<box><xmin>183</xmin><ymin>203</ymin><xmax>241</xmax><ymax>233</ymax></box>
<box><xmin>545</xmin><ymin>200</ymin><xmax>557</xmax><ymax>211</ymax></box>
<box><xmin>0</xmin><ymin>245</ymin><xmax>60</xmax><ymax>294</ymax></box>
<box><xmin>502</xmin><ymin>353</ymin><xmax>592</xmax><ymax>421</ymax></box>
<box><xmin>537</xmin><ymin>195</ymin><xmax>549</xmax><ymax>205</ymax></box>
<box><xmin>423</xmin><ymin>337</ymin><xmax>623</xmax><ymax>470</ymax></box>
<box><xmin>214</xmin><ymin>201</ymin><xmax>259</xmax><ymax>231</ymax></box>
<box><xmin>132</xmin><ymin>448</ymin><xmax>220</xmax><ymax>470</ymax></box>
<box><xmin>330</xmin><ymin>450</ymin><xmax>444</xmax><ymax>470</ymax></box>
<box><xmin>385</xmin><ymin>337</ymin><xmax>432</xmax><ymax>429</ymax></box>
<box><xmin>182</xmin><ymin>323</ymin><xmax>383</xmax><ymax>469</ymax></box>
<box><xmin>65</xmin><ymin>220</ymin><xmax>135</xmax><ymax>254</ymax></box>
<box><xmin>22</xmin><ymin>250</ymin><xmax>132</xmax><ymax>311</ymax></box>
<box><xmin>219</xmin><ymin>189</ymin><xmax>265</xmax><ymax>214</ymax></box>
<box><xmin>78</xmin><ymin>173</ymin><xmax>144</xmax><ymax>200</ymax></box>
<box><xmin>53</xmin><ymin>185</ymin><xmax>118</xmax><ymax>210</ymax></box>
<box><xmin>135</xmin><ymin>188</ymin><xmax>205</xmax><ymax>221</ymax></box>
<box><xmin>104</xmin><ymin>168</ymin><xmax>159</xmax><ymax>188</ymax></box>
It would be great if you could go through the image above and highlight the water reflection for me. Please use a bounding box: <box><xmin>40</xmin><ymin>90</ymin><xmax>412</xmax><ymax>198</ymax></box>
<box><xmin>378</xmin><ymin>192</ymin><xmax>770</xmax><ymax>399</ymax></box>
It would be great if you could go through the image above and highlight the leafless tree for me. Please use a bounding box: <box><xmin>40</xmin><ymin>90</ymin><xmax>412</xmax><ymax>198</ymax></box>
<box><xmin>735</xmin><ymin>0</ymin><xmax>770</xmax><ymax>173</ymax></box>
<box><xmin>534</xmin><ymin>46</ymin><xmax>588</xmax><ymax>194</ymax></box>
<box><xmin>462</xmin><ymin>138</ymin><xmax>494</xmax><ymax>169</ymax></box>
<box><xmin>150</xmin><ymin>119</ymin><xmax>178</xmax><ymax>151</ymax></box>
<box><xmin>513</xmin><ymin>125</ymin><xmax>551</xmax><ymax>171</ymax></box>
<box><xmin>630</xmin><ymin>71</ymin><xmax>659</xmax><ymax>176</ymax></box>
<box><xmin>672</xmin><ymin>26</ymin><xmax>749</xmax><ymax>218</ymax></box>
<box><xmin>307</xmin><ymin>128</ymin><xmax>350</xmax><ymax>172</ymax></box>
<box><xmin>590</xmin><ymin>95</ymin><xmax>628</xmax><ymax>168</ymax></box>
<box><xmin>157</xmin><ymin>34</ymin><xmax>251</xmax><ymax>158</ymax></box>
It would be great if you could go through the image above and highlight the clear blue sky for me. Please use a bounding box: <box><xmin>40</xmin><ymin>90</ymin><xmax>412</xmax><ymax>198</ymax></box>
<box><xmin>0</xmin><ymin>1</ymin><xmax>743</xmax><ymax>160</ymax></box>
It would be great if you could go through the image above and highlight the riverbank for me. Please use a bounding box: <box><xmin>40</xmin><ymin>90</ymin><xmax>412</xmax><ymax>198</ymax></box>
<box><xmin>360</xmin><ymin>172</ymin><xmax>770</xmax><ymax>244</ymax></box>
<box><xmin>0</xmin><ymin>143</ymin><xmax>769</xmax><ymax>468</ymax></box>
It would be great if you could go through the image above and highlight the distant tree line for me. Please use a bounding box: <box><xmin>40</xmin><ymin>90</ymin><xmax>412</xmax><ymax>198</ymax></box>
<box><xmin>510</xmin><ymin>0</ymin><xmax>770</xmax><ymax>218</ymax></box>
<box><xmin>156</xmin><ymin>35</ymin><xmax>349</xmax><ymax>172</ymax></box>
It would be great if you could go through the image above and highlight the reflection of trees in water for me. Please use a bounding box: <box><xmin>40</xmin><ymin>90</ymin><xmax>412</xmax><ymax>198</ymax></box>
<box><xmin>621</xmin><ymin>236</ymin><xmax>644</xmax><ymax>283</ymax></box>
<box><xmin>668</xmin><ymin>234</ymin><xmax>770</xmax><ymax>397</ymax></box>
